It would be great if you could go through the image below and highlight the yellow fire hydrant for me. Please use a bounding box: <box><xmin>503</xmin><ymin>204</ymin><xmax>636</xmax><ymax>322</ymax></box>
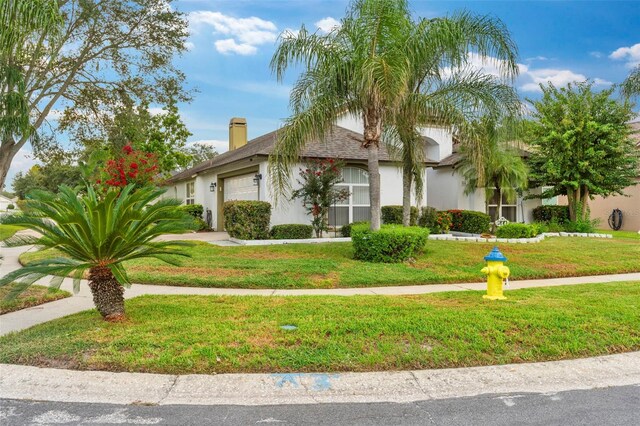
<box><xmin>481</xmin><ymin>246</ymin><xmax>510</xmax><ymax>300</ymax></box>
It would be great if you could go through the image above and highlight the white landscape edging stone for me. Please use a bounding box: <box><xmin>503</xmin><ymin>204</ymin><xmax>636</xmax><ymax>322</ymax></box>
<box><xmin>229</xmin><ymin>236</ymin><xmax>351</xmax><ymax>246</ymax></box>
<box><xmin>229</xmin><ymin>232</ymin><xmax>613</xmax><ymax>246</ymax></box>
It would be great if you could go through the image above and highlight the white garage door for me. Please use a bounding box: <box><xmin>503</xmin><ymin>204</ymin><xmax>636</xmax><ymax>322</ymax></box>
<box><xmin>224</xmin><ymin>173</ymin><xmax>259</xmax><ymax>202</ymax></box>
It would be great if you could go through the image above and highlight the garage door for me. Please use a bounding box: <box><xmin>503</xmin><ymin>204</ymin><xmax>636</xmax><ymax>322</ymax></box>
<box><xmin>224</xmin><ymin>173</ymin><xmax>259</xmax><ymax>202</ymax></box>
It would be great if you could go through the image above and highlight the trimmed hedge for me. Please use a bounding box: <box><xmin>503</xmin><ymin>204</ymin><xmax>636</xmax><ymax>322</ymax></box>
<box><xmin>532</xmin><ymin>205</ymin><xmax>569</xmax><ymax>224</ymax></box>
<box><xmin>340</xmin><ymin>221</ymin><xmax>369</xmax><ymax>237</ymax></box>
<box><xmin>271</xmin><ymin>224</ymin><xmax>313</xmax><ymax>239</ymax></box>
<box><xmin>447</xmin><ymin>210</ymin><xmax>491</xmax><ymax>234</ymax></box>
<box><xmin>223</xmin><ymin>201</ymin><xmax>271</xmax><ymax>240</ymax></box>
<box><xmin>351</xmin><ymin>224</ymin><xmax>429</xmax><ymax>263</ymax></box>
<box><xmin>180</xmin><ymin>204</ymin><xmax>204</xmax><ymax>219</ymax></box>
<box><xmin>418</xmin><ymin>207</ymin><xmax>452</xmax><ymax>234</ymax></box>
<box><xmin>381</xmin><ymin>205</ymin><xmax>418</xmax><ymax>226</ymax></box>
<box><xmin>6</xmin><ymin>204</ymin><xmax>14</xmax><ymax>210</ymax></box>
<box><xmin>496</xmin><ymin>223</ymin><xmax>543</xmax><ymax>238</ymax></box>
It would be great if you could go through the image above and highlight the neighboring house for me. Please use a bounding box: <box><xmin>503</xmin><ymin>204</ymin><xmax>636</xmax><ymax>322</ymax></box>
<box><xmin>163</xmin><ymin>116</ymin><xmax>547</xmax><ymax>231</ymax></box>
<box><xmin>0</xmin><ymin>194</ymin><xmax>17</xmax><ymax>211</ymax></box>
<box><xmin>586</xmin><ymin>121</ymin><xmax>640</xmax><ymax>232</ymax></box>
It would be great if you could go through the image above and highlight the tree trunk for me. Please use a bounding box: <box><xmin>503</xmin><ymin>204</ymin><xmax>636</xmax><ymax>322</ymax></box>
<box><xmin>363</xmin><ymin>106</ymin><xmax>382</xmax><ymax>231</ymax></box>
<box><xmin>0</xmin><ymin>136</ymin><xmax>18</xmax><ymax>191</ymax></box>
<box><xmin>88</xmin><ymin>266</ymin><xmax>125</xmax><ymax>321</ymax></box>
<box><xmin>402</xmin><ymin>166</ymin><xmax>412</xmax><ymax>226</ymax></box>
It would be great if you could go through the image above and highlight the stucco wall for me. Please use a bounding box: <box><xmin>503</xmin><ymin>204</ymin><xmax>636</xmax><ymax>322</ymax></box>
<box><xmin>587</xmin><ymin>180</ymin><xmax>640</xmax><ymax>231</ymax></box>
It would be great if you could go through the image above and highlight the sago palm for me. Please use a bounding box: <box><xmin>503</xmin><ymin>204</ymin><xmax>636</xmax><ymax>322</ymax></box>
<box><xmin>0</xmin><ymin>184</ymin><xmax>195</xmax><ymax>321</ymax></box>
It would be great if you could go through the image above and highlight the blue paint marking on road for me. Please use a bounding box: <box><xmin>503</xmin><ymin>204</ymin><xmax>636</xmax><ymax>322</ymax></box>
<box><xmin>310</xmin><ymin>374</ymin><xmax>339</xmax><ymax>391</ymax></box>
<box><xmin>273</xmin><ymin>373</ymin><xmax>301</xmax><ymax>388</ymax></box>
<box><xmin>271</xmin><ymin>373</ymin><xmax>340</xmax><ymax>391</ymax></box>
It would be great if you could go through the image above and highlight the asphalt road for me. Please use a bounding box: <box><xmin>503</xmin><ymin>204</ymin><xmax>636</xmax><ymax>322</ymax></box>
<box><xmin>1</xmin><ymin>385</ymin><xmax>639</xmax><ymax>425</ymax></box>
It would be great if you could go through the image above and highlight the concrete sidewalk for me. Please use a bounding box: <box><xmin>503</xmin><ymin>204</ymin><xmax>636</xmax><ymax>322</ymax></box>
<box><xmin>1</xmin><ymin>352</ymin><xmax>638</xmax><ymax>406</ymax></box>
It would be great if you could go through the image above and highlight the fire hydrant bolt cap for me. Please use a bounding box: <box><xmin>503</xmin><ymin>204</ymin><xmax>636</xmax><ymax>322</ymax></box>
<box><xmin>484</xmin><ymin>246</ymin><xmax>507</xmax><ymax>262</ymax></box>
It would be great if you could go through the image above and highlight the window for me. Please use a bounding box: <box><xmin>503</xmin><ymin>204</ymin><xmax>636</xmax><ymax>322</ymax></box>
<box><xmin>328</xmin><ymin>167</ymin><xmax>370</xmax><ymax>226</ymax></box>
<box><xmin>185</xmin><ymin>181</ymin><xmax>195</xmax><ymax>205</ymax></box>
<box><xmin>487</xmin><ymin>189</ymin><xmax>517</xmax><ymax>222</ymax></box>
<box><xmin>541</xmin><ymin>186</ymin><xmax>558</xmax><ymax>206</ymax></box>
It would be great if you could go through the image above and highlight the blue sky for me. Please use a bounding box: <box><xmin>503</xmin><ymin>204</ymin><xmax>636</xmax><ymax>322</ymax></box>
<box><xmin>8</xmin><ymin>0</ymin><xmax>640</xmax><ymax>190</ymax></box>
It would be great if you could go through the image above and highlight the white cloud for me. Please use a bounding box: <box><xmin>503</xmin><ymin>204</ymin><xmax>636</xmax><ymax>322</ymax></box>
<box><xmin>184</xmin><ymin>41</ymin><xmax>195</xmax><ymax>51</ymax></box>
<box><xmin>45</xmin><ymin>109</ymin><xmax>63</xmax><ymax>121</ymax></box>
<box><xmin>315</xmin><ymin>17</ymin><xmax>340</xmax><ymax>34</ymax></box>
<box><xmin>148</xmin><ymin>107</ymin><xmax>167</xmax><ymax>116</ymax></box>
<box><xmin>6</xmin><ymin>148</ymin><xmax>40</xmax><ymax>191</ymax></box>
<box><xmin>525</xmin><ymin>56</ymin><xmax>549</xmax><ymax>62</ymax></box>
<box><xmin>520</xmin><ymin>68</ymin><xmax>612</xmax><ymax>92</ymax></box>
<box><xmin>189</xmin><ymin>11</ymin><xmax>277</xmax><ymax>55</ymax></box>
<box><xmin>236</xmin><ymin>81</ymin><xmax>292</xmax><ymax>99</ymax></box>
<box><xmin>609</xmin><ymin>42</ymin><xmax>640</xmax><ymax>67</ymax></box>
<box><xmin>214</xmin><ymin>38</ymin><xmax>257</xmax><ymax>55</ymax></box>
<box><xmin>188</xmin><ymin>139</ymin><xmax>229</xmax><ymax>154</ymax></box>
<box><xmin>590</xmin><ymin>51</ymin><xmax>603</xmax><ymax>59</ymax></box>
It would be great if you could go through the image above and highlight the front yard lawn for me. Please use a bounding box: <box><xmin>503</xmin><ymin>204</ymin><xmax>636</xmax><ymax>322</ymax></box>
<box><xmin>0</xmin><ymin>224</ymin><xmax>23</xmax><ymax>241</ymax></box>
<box><xmin>597</xmin><ymin>229</ymin><xmax>640</xmax><ymax>240</ymax></box>
<box><xmin>1</xmin><ymin>282</ymin><xmax>638</xmax><ymax>374</ymax></box>
<box><xmin>0</xmin><ymin>285</ymin><xmax>71</xmax><ymax>314</ymax></box>
<box><xmin>21</xmin><ymin>237</ymin><xmax>640</xmax><ymax>289</ymax></box>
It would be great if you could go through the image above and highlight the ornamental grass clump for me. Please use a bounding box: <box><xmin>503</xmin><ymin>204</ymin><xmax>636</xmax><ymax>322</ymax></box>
<box><xmin>351</xmin><ymin>224</ymin><xmax>429</xmax><ymax>263</ymax></box>
<box><xmin>0</xmin><ymin>184</ymin><xmax>196</xmax><ymax>321</ymax></box>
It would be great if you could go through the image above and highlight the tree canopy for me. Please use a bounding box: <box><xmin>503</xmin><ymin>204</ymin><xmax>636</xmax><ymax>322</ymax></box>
<box><xmin>0</xmin><ymin>0</ymin><xmax>189</xmax><ymax>189</ymax></box>
<box><xmin>527</xmin><ymin>82</ymin><xmax>638</xmax><ymax>221</ymax></box>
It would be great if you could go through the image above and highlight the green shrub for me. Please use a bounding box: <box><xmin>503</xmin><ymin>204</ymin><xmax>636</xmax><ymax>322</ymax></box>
<box><xmin>418</xmin><ymin>207</ymin><xmax>451</xmax><ymax>234</ymax></box>
<box><xmin>271</xmin><ymin>224</ymin><xmax>313</xmax><ymax>239</ymax></box>
<box><xmin>563</xmin><ymin>218</ymin><xmax>598</xmax><ymax>233</ymax></box>
<box><xmin>223</xmin><ymin>201</ymin><xmax>271</xmax><ymax>240</ymax></box>
<box><xmin>496</xmin><ymin>223</ymin><xmax>543</xmax><ymax>238</ymax></box>
<box><xmin>15</xmin><ymin>199</ymin><xmax>29</xmax><ymax>212</ymax></box>
<box><xmin>340</xmin><ymin>221</ymin><xmax>368</xmax><ymax>237</ymax></box>
<box><xmin>447</xmin><ymin>210</ymin><xmax>491</xmax><ymax>234</ymax></box>
<box><xmin>180</xmin><ymin>204</ymin><xmax>204</xmax><ymax>219</ymax></box>
<box><xmin>381</xmin><ymin>205</ymin><xmax>418</xmax><ymax>225</ymax></box>
<box><xmin>193</xmin><ymin>217</ymin><xmax>210</xmax><ymax>231</ymax></box>
<box><xmin>6</xmin><ymin>204</ymin><xmax>14</xmax><ymax>210</ymax></box>
<box><xmin>351</xmin><ymin>224</ymin><xmax>429</xmax><ymax>263</ymax></box>
<box><xmin>532</xmin><ymin>205</ymin><xmax>569</xmax><ymax>224</ymax></box>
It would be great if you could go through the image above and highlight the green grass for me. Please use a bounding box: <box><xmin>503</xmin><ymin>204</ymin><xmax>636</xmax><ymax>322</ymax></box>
<box><xmin>20</xmin><ymin>237</ymin><xmax>640</xmax><ymax>289</ymax></box>
<box><xmin>597</xmin><ymin>229</ymin><xmax>640</xmax><ymax>240</ymax></box>
<box><xmin>1</xmin><ymin>282</ymin><xmax>638</xmax><ymax>374</ymax></box>
<box><xmin>0</xmin><ymin>224</ymin><xmax>22</xmax><ymax>241</ymax></box>
<box><xmin>0</xmin><ymin>285</ymin><xmax>71</xmax><ymax>314</ymax></box>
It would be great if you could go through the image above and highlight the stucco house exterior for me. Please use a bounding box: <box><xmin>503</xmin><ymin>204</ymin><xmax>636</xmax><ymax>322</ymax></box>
<box><xmin>585</xmin><ymin>121</ymin><xmax>640</xmax><ymax>232</ymax></box>
<box><xmin>163</xmin><ymin>116</ymin><xmax>547</xmax><ymax>231</ymax></box>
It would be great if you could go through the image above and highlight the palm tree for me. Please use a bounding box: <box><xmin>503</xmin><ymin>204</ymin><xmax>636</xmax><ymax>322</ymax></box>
<box><xmin>457</xmin><ymin>118</ymin><xmax>529</xmax><ymax>230</ymax></box>
<box><xmin>270</xmin><ymin>0</ymin><xmax>520</xmax><ymax>230</ymax></box>
<box><xmin>621</xmin><ymin>65</ymin><xmax>640</xmax><ymax>98</ymax></box>
<box><xmin>0</xmin><ymin>184</ymin><xmax>195</xmax><ymax>321</ymax></box>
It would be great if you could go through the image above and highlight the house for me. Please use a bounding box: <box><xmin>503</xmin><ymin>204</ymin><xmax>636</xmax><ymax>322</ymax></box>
<box><xmin>585</xmin><ymin>121</ymin><xmax>640</xmax><ymax>232</ymax></box>
<box><xmin>163</xmin><ymin>116</ymin><xmax>546</xmax><ymax>230</ymax></box>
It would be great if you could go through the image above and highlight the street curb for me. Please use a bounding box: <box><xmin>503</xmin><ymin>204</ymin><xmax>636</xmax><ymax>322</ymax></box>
<box><xmin>1</xmin><ymin>352</ymin><xmax>639</xmax><ymax>406</ymax></box>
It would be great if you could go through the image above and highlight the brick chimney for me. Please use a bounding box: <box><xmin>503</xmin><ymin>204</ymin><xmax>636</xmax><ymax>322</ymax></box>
<box><xmin>229</xmin><ymin>117</ymin><xmax>247</xmax><ymax>151</ymax></box>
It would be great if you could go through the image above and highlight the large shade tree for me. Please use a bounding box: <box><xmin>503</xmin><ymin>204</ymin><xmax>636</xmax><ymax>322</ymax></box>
<box><xmin>0</xmin><ymin>185</ymin><xmax>195</xmax><ymax>321</ymax></box>
<box><xmin>527</xmin><ymin>82</ymin><xmax>638</xmax><ymax>221</ymax></box>
<box><xmin>269</xmin><ymin>0</ymin><xmax>520</xmax><ymax>230</ymax></box>
<box><xmin>0</xmin><ymin>0</ymin><xmax>189</xmax><ymax>190</ymax></box>
<box><xmin>621</xmin><ymin>65</ymin><xmax>640</xmax><ymax>99</ymax></box>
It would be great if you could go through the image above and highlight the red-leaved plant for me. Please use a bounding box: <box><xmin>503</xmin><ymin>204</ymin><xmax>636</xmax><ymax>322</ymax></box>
<box><xmin>291</xmin><ymin>159</ymin><xmax>349</xmax><ymax>238</ymax></box>
<box><xmin>96</xmin><ymin>144</ymin><xmax>159</xmax><ymax>192</ymax></box>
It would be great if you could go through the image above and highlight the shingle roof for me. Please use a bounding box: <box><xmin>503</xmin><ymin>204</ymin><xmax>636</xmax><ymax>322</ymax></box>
<box><xmin>167</xmin><ymin>125</ymin><xmax>437</xmax><ymax>183</ymax></box>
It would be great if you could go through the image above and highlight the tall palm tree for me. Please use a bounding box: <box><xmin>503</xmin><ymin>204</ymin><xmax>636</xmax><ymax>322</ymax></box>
<box><xmin>457</xmin><ymin>118</ymin><xmax>529</xmax><ymax>230</ymax></box>
<box><xmin>270</xmin><ymin>0</ymin><xmax>520</xmax><ymax>230</ymax></box>
<box><xmin>0</xmin><ymin>184</ymin><xmax>195</xmax><ymax>320</ymax></box>
<box><xmin>621</xmin><ymin>65</ymin><xmax>640</xmax><ymax>99</ymax></box>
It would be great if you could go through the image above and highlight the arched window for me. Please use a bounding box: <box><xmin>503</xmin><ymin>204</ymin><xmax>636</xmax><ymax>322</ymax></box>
<box><xmin>329</xmin><ymin>166</ymin><xmax>370</xmax><ymax>227</ymax></box>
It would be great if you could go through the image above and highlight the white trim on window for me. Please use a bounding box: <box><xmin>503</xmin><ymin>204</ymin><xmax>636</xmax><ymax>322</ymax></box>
<box><xmin>185</xmin><ymin>181</ymin><xmax>195</xmax><ymax>205</ymax></box>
